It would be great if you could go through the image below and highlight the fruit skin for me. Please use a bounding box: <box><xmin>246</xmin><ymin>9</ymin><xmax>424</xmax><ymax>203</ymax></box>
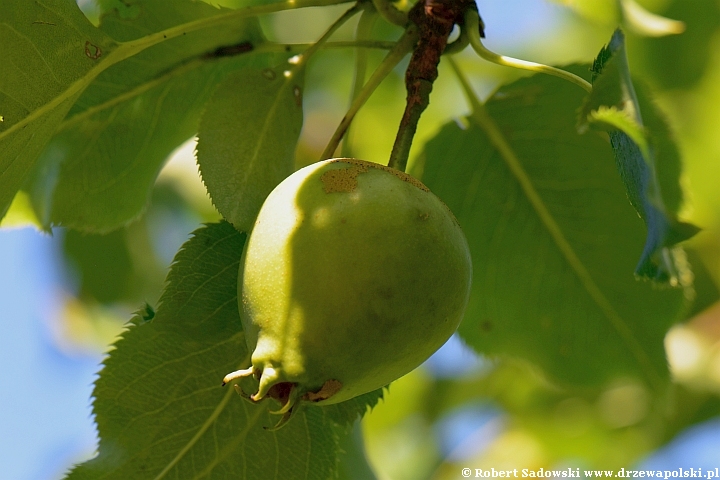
<box><xmin>228</xmin><ymin>158</ymin><xmax>472</xmax><ymax>412</ymax></box>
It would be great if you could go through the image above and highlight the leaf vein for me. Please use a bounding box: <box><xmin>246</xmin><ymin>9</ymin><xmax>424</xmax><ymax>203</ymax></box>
<box><xmin>113</xmin><ymin>333</ymin><xmax>242</xmax><ymax>400</ymax></box>
<box><xmin>471</xmin><ymin>104</ymin><xmax>663</xmax><ymax>388</ymax></box>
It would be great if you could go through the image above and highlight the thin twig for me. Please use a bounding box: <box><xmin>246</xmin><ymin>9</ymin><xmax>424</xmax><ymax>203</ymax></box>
<box><xmin>371</xmin><ymin>0</ymin><xmax>408</xmax><ymax>26</ymax></box>
<box><xmin>320</xmin><ymin>26</ymin><xmax>418</xmax><ymax>160</ymax></box>
<box><xmin>388</xmin><ymin>0</ymin><xmax>474</xmax><ymax>172</ymax></box>
<box><xmin>342</xmin><ymin>7</ymin><xmax>379</xmax><ymax>158</ymax></box>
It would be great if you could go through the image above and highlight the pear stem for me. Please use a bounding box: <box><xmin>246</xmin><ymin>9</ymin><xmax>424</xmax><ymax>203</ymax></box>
<box><xmin>388</xmin><ymin>0</ymin><xmax>475</xmax><ymax>172</ymax></box>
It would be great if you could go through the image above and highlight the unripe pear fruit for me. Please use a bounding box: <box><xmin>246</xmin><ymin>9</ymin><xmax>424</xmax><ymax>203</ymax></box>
<box><xmin>223</xmin><ymin>158</ymin><xmax>471</xmax><ymax>426</ymax></box>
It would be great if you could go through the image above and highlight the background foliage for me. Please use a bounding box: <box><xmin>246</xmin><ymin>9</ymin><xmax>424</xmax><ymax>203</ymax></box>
<box><xmin>2</xmin><ymin>0</ymin><xmax>720</xmax><ymax>478</ymax></box>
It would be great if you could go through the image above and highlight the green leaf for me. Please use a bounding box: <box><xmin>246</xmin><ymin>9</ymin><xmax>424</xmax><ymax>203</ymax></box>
<box><xmin>629</xmin><ymin>0</ymin><xmax>720</xmax><ymax>89</ymax></box>
<box><xmin>63</xmin><ymin>229</ymin><xmax>134</xmax><ymax>303</ymax></box>
<box><xmin>420</xmin><ymin>68</ymin><xmax>689</xmax><ymax>388</ymax></box>
<box><xmin>0</xmin><ymin>0</ymin><xmax>117</xmax><ymax>219</ymax></box>
<box><xmin>67</xmin><ymin>222</ymin><xmax>379</xmax><ymax>479</ymax></box>
<box><xmin>0</xmin><ymin>190</ymin><xmax>41</xmax><ymax>229</ymax></box>
<box><xmin>196</xmin><ymin>62</ymin><xmax>304</xmax><ymax>231</ymax></box>
<box><xmin>24</xmin><ymin>1</ymin><xmax>269</xmax><ymax>232</ymax></box>
<box><xmin>335</xmin><ymin>421</ymin><xmax>378</xmax><ymax>480</ymax></box>
<box><xmin>545</xmin><ymin>0</ymin><xmax>619</xmax><ymax>26</ymax></box>
<box><xmin>580</xmin><ymin>29</ymin><xmax>698</xmax><ymax>284</ymax></box>
<box><xmin>620</xmin><ymin>0</ymin><xmax>686</xmax><ymax>37</ymax></box>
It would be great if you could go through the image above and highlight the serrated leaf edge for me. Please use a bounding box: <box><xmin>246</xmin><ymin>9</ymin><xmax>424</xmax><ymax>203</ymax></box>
<box><xmin>196</xmin><ymin>61</ymin><xmax>303</xmax><ymax>230</ymax></box>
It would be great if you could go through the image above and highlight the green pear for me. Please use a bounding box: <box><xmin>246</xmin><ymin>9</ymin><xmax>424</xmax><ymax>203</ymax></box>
<box><xmin>223</xmin><ymin>158</ymin><xmax>472</xmax><ymax>426</ymax></box>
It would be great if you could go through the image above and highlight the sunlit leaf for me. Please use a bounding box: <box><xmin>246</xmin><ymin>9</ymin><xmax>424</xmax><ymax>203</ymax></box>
<box><xmin>196</xmin><ymin>61</ymin><xmax>304</xmax><ymax>231</ymax></box>
<box><xmin>66</xmin><ymin>222</ymin><xmax>379</xmax><ymax>478</ymax></box>
<box><xmin>0</xmin><ymin>0</ymin><xmax>117</xmax><ymax>219</ymax></box>
<box><xmin>24</xmin><ymin>0</ymin><xmax>269</xmax><ymax>232</ymax></box>
<box><xmin>0</xmin><ymin>191</ymin><xmax>41</xmax><ymax>229</ymax></box>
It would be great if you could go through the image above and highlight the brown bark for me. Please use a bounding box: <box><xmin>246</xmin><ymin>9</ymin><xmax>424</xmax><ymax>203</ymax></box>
<box><xmin>389</xmin><ymin>0</ymin><xmax>480</xmax><ymax>171</ymax></box>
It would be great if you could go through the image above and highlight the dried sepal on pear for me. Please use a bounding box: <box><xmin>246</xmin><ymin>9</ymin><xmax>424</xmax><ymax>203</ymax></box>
<box><xmin>223</xmin><ymin>158</ymin><xmax>472</xmax><ymax>428</ymax></box>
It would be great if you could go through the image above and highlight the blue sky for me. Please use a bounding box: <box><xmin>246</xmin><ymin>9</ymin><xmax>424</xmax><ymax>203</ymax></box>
<box><xmin>0</xmin><ymin>228</ymin><xmax>99</xmax><ymax>479</ymax></box>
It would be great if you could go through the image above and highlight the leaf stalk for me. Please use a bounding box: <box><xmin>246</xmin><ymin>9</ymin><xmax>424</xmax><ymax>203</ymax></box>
<box><xmin>289</xmin><ymin>2</ymin><xmax>365</xmax><ymax>70</ymax></box>
<box><xmin>342</xmin><ymin>6</ymin><xmax>379</xmax><ymax>157</ymax></box>
<box><xmin>464</xmin><ymin>10</ymin><xmax>592</xmax><ymax>93</ymax></box>
<box><xmin>370</xmin><ymin>0</ymin><xmax>408</xmax><ymax>26</ymax></box>
<box><xmin>320</xmin><ymin>25</ymin><xmax>418</xmax><ymax>160</ymax></box>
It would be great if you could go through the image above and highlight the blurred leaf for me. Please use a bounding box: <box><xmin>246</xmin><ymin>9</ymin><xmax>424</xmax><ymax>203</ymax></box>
<box><xmin>684</xmin><ymin>248</ymin><xmax>720</xmax><ymax>319</ymax></box>
<box><xmin>0</xmin><ymin>0</ymin><xmax>117</xmax><ymax>220</ymax></box>
<box><xmin>421</xmin><ymin>67</ymin><xmax>688</xmax><ymax>388</ymax></box>
<box><xmin>430</xmin><ymin>363</ymin><xmax>653</xmax><ymax>471</ymax></box>
<box><xmin>63</xmin><ymin>229</ymin><xmax>134</xmax><ymax>303</ymax></box>
<box><xmin>620</xmin><ymin>0</ymin><xmax>685</xmax><ymax>37</ymax></box>
<box><xmin>0</xmin><ymin>191</ymin><xmax>41</xmax><ymax>229</ymax></box>
<box><xmin>628</xmin><ymin>0</ymin><xmax>720</xmax><ymax>90</ymax></box>
<box><xmin>424</xmin><ymin>361</ymin><xmax>720</xmax><ymax>472</ymax></box>
<box><xmin>580</xmin><ymin>29</ymin><xmax>698</xmax><ymax>284</ymax></box>
<box><xmin>197</xmin><ymin>62</ymin><xmax>304</xmax><ymax>231</ymax></box>
<box><xmin>661</xmin><ymin>384</ymin><xmax>720</xmax><ymax>444</ymax></box>
<box><xmin>546</xmin><ymin>0</ymin><xmax>619</xmax><ymax>26</ymax></box>
<box><xmin>66</xmin><ymin>222</ymin><xmax>379</xmax><ymax>478</ymax></box>
<box><xmin>336</xmin><ymin>421</ymin><xmax>378</xmax><ymax>480</ymax></box>
<box><xmin>55</xmin><ymin>296</ymin><xmax>128</xmax><ymax>355</ymax></box>
<box><xmin>58</xmin><ymin>179</ymin><xmax>206</xmax><ymax>309</ymax></box>
<box><xmin>550</xmin><ymin>0</ymin><xmax>687</xmax><ymax>38</ymax></box>
<box><xmin>24</xmin><ymin>1</ymin><xmax>269</xmax><ymax>232</ymax></box>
